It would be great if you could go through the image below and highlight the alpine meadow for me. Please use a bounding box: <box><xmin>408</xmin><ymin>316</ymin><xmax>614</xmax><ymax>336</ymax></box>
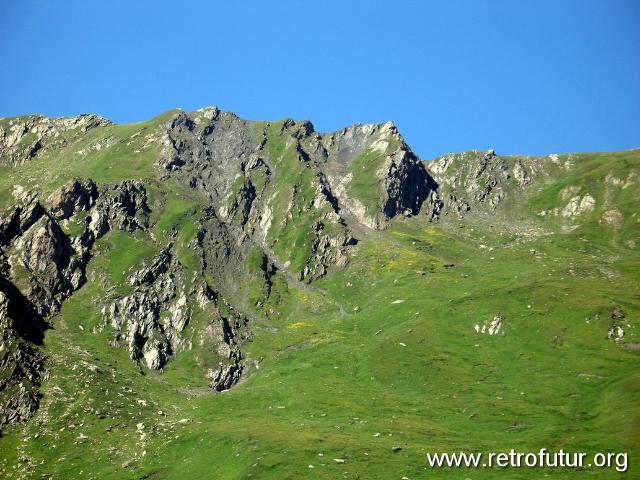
<box><xmin>0</xmin><ymin>107</ymin><xmax>638</xmax><ymax>479</ymax></box>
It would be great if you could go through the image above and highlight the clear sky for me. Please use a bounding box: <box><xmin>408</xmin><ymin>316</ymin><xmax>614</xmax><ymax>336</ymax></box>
<box><xmin>1</xmin><ymin>0</ymin><xmax>638</xmax><ymax>159</ymax></box>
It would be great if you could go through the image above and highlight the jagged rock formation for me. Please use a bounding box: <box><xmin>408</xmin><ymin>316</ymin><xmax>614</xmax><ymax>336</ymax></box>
<box><xmin>99</xmin><ymin>239</ymin><xmax>248</xmax><ymax>387</ymax></box>
<box><xmin>425</xmin><ymin>148</ymin><xmax>640</xmax><ymax>239</ymax></box>
<box><xmin>101</xmin><ymin>246</ymin><xmax>188</xmax><ymax>370</ymax></box>
<box><xmin>95</xmin><ymin>181</ymin><xmax>151</xmax><ymax>233</ymax></box>
<box><xmin>46</xmin><ymin>178</ymin><xmax>98</xmax><ymax>221</ymax></box>
<box><xmin>321</xmin><ymin>121</ymin><xmax>437</xmax><ymax>228</ymax></box>
<box><xmin>0</xmin><ymin>178</ymin><xmax>154</xmax><ymax>427</ymax></box>
<box><xmin>0</xmin><ymin>190</ymin><xmax>45</xmax><ymax>246</ymax></box>
<box><xmin>427</xmin><ymin>149</ymin><xmax>559</xmax><ymax>217</ymax></box>
<box><xmin>158</xmin><ymin>109</ymin><xmax>435</xmax><ymax>281</ymax></box>
<box><xmin>196</xmin><ymin>283</ymin><xmax>247</xmax><ymax>391</ymax></box>
<box><xmin>0</xmin><ymin>257</ymin><xmax>45</xmax><ymax>429</ymax></box>
<box><xmin>1</xmin><ymin>107</ymin><xmax>637</xmax><ymax>432</ymax></box>
<box><xmin>0</xmin><ymin>180</ymin><xmax>151</xmax><ymax>317</ymax></box>
<box><xmin>2</xmin><ymin>194</ymin><xmax>81</xmax><ymax>317</ymax></box>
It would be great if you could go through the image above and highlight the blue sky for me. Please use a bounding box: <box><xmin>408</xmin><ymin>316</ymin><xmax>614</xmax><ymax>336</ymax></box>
<box><xmin>1</xmin><ymin>0</ymin><xmax>638</xmax><ymax>159</ymax></box>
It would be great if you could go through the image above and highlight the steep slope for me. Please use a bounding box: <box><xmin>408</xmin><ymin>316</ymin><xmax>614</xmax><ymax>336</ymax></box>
<box><xmin>0</xmin><ymin>108</ymin><xmax>439</xmax><ymax>429</ymax></box>
<box><xmin>0</xmin><ymin>108</ymin><xmax>638</xmax><ymax>479</ymax></box>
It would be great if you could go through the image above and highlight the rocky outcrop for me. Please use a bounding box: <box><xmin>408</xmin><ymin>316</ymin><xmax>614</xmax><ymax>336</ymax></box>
<box><xmin>0</xmin><ymin>114</ymin><xmax>111</xmax><ymax>167</ymax></box>
<box><xmin>321</xmin><ymin>121</ymin><xmax>438</xmax><ymax>228</ymax></box>
<box><xmin>380</xmin><ymin>148</ymin><xmax>436</xmax><ymax>219</ymax></box>
<box><xmin>101</xmin><ymin>246</ymin><xmax>189</xmax><ymax>370</ymax></box>
<box><xmin>0</xmin><ymin>264</ymin><xmax>46</xmax><ymax>430</ymax></box>
<box><xmin>302</xmin><ymin>221</ymin><xmax>356</xmax><ymax>280</ymax></box>
<box><xmin>474</xmin><ymin>315</ymin><xmax>504</xmax><ymax>336</ymax></box>
<box><xmin>156</xmin><ymin>111</ymin><xmax>437</xmax><ymax>281</ymax></box>
<box><xmin>536</xmin><ymin>188</ymin><xmax>598</xmax><ymax>222</ymax></box>
<box><xmin>608</xmin><ymin>308</ymin><xmax>626</xmax><ymax>342</ymax></box>
<box><xmin>46</xmin><ymin>179</ymin><xmax>98</xmax><ymax>220</ymax></box>
<box><xmin>0</xmin><ymin>192</ymin><xmax>45</xmax><ymax>247</ymax></box>
<box><xmin>96</xmin><ymin>181</ymin><xmax>151</xmax><ymax>233</ymax></box>
<box><xmin>100</xmin><ymin>241</ymin><xmax>248</xmax><ymax>384</ymax></box>
<box><xmin>197</xmin><ymin>283</ymin><xmax>247</xmax><ymax>391</ymax></box>
<box><xmin>157</xmin><ymin>108</ymin><xmax>257</xmax><ymax>199</ymax></box>
<box><xmin>0</xmin><ymin>180</ymin><xmax>150</xmax><ymax>320</ymax></box>
<box><xmin>0</xmin><ymin>178</ymin><xmax>155</xmax><ymax>427</ymax></box>
<box><xmin>560</xmin><ymin>194</ymin><xmax>596</xmax><ymax>218</ymax></box>
<box><xmin>12</xmin><ymin>215</ymin><xmax>79</xmax><ymax>313</ymax></box>
<box><xmin>208</xmin><ymin>360</ymin><xmax>242</xmax><ymax>392</ymax></box>
<box><xmin>428</xmin><ymin>150</ymin><xmax>510</xmax><ymax>215</ymax></box>
<box><xmin>427</xmin><ymin>150</ymin><xmax>562</xmax><ymax>219</ymax></box>
<box><xmin>0</xmin><ymin>193</ymin><xmax>79</xmax><ymax>317</ymax></box>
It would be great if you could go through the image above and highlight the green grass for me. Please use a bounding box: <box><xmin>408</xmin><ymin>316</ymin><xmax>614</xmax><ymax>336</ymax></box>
<box><xmin>0</xmin><ymin>110</ymin><xmax>178</xmax><ymax>212</ymax></box>
<box><xmin>347</xmin><ymin>148</ymin><xmax>387</xmax><ymax>217</ymax></box>
<box><xmin>0</xmin><ymin>122</ymin><xmax>639</xmax><ymax>479</ymax></box>
<box><xmin>90</xmin><ymin>230</ymin><xmax>159</xmax><ymax>295</ymax></box>
<box><xmin>528</xmin><ymin>150</ymin><xmax>640</xmax><ymax>250</ymax></box>
<box><xmin>151</xmin><ymin>185</ymin><xmax>199</xmax><ymax>243</ymax></box>
<box><xmin>60</xmin><ymin>211</ymin><xmax>91</xmax><ymax>237</ymax></box>
<box><xmin>256</xmin><ymin>121</ymin><xmax>340</xmax><ymax>273</ymax></box>
<box><xmin>245</xmin><ymin>247</ymin><xmax>271</xmax><ymax>306</ymax></box>
<box><xmin>2</xmin><ymin>209</ymin><xmax>638</xmax><ymax>479</ymax></box>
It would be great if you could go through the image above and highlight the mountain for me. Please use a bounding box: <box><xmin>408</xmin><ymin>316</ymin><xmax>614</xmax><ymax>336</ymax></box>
<box><xmin>0</xmin><ymin>108</ymin><xmax>638</xmax><ymax>478</ymax></box>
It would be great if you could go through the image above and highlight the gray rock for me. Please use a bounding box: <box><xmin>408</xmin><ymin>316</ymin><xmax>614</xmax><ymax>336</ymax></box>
<box><xmin>46</xmin><ymin>179</ymin><xmax>98</xmax><ymax>220</ymax></box>
<box><xmin>0</xmin><ymin>192</ymin><xmax>45</xmax><ymax>246</ymax></box>
<box><xmin>0</xmin><ymin>114</ymin><xmax>111</xmax><ymax>167</ymax></box>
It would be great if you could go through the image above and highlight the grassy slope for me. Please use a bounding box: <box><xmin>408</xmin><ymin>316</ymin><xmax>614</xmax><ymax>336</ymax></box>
<box><xmin>1</xmin><ymin>221</ymin><xmax>638</xmax><ymax>479</ymax></box>
<box><xmin>0</xmin><ymin>110</ymin><xmax>178</xmax><ymax>211</ymax></box>
<box><xmin>256</xmin><ymin>121</ymin><xmax>334</xmax><ymax>273</ymax></box>
<box><xmin>346</xmin><ymin>137</ymin><xmax>400</xmax><ymax>218</ymax></box>
<box><xmin>0</xmin><ymin>126</ymin><xmax>638</xmax><ymax>479</ymax></box>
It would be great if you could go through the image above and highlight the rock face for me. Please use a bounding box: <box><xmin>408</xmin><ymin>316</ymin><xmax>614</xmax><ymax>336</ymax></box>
<box><xmin>96</xmin><ymin>181</ymin><xmax>151</xmax><ymax>233</ymax></box>
<box><xmin>2</xmin><ymin>196</ymin><xmax>78</xmax><ymax>317</ymax></box>
<box><xmin>0</xmin><ymin>179</ymin><xmax>155</xmax><ymax>427</ymax></box>
<box><xmin>0</xmin><ymin>261</ymin><xmax>46</xmax><ymax>429</ymax></box>
<box><xmin>0</xmin><ymin>180</ymin><xmax>151</xmax><ymax>319</ymax></box>
<box><xmin>101</xmin><ymin>246</ymin><xmax>190</xmax><ymax>370</ymax></box>
<box><xmin>46</xmin><ymin>179</ymin><xmax>98</xmax><ymax>220</ymax></box>
<box><xmin>0</xmin><ymin>192</ymin><xmax>45</xmax><ymax>246</ymax></box>
<box><xmin>198</xmin><ymin>284</ymin><xmax>246</xmax><ymax>392</ymax></box>
<box><xmin>14</xmin><ymin>216</ymin><xmax>76</xmax><ymax>306</ymax></box>
<box><xmin>158</xmin><ymin>110</ymin><xmax>437</xmax><ymax>281</ymax></box>
<box><xmin>320</xmin><ymin>121</ymin><xmax>437</xmax><ymax>228</ymax></box>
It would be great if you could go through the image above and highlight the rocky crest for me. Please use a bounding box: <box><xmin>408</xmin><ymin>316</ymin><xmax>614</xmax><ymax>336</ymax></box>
<box><xmin>0</xmin><ymin>114</ymin><xmax>111</xmax><ymax>167</ymax></box>
<box><xmin>158</xmin><ymin>110</ymin><xmax>436</xmax><ymax>282</ymax></box>
<box><xmin>321</xmin><ymin>121</ymin><xmax>437</xmax><ymax>228</ymax></box>
<box><xmin>426</xmin><ymin>149</ymin><xmax>563</xmax><ymax>218</ymax></box>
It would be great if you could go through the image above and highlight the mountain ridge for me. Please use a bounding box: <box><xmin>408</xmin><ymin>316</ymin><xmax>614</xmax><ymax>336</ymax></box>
<box><xmin>0</xmin><ymin>107</ymin><xmax>638</xmax><ymax>478</ymax></box>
